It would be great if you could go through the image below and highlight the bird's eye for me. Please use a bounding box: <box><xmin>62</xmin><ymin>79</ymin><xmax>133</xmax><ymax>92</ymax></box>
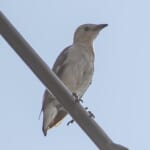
<box><xmin>84</xmin><ymin>27</ymin><xmax>90</xmax><ymax>31</ymax></box>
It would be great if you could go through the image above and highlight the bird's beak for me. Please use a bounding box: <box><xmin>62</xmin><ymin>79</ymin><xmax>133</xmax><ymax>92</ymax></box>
<box><xmin>94</xmin><ymin>24</ymin><xmax>108</xmax><ymax>31</ymax></box>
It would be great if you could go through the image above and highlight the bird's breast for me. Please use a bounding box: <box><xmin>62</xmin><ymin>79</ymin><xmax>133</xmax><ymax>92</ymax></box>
<box><xmin>60</xmin><ymin>46</ymin><xmax>94</xmax><ymax>97</ymax></box>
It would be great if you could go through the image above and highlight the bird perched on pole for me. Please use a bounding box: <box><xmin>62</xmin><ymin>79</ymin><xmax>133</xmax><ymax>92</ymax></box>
<box><xmin>41</xmin><ymin>23</ymin><xmax>108</xmax><ymax>136</ymax></box>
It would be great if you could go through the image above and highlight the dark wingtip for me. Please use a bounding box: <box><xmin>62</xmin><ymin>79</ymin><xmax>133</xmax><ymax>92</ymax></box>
<box><xmin>42</xmin><ymin>126</ymin><xmax>47</xmax><ymax>136</ymax></box>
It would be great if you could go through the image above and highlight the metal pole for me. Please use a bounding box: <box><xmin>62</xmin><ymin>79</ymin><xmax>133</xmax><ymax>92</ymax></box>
<box><xmin>0</xmin><ymin>11</ymin><xmax>128</xmax><ymax>150</ymax></box>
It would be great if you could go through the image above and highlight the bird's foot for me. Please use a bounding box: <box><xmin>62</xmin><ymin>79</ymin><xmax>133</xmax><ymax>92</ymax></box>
<box><xmin>67</xmin><ymin>119</ymin><xmax>74</xmax><ymax>126</ymax></box>
<box><xmin>72</xmin><ymin>93</ymin><xmax>83</xmax><ymax>103</ymax></box>
<box><xmin>85</xmin><ymin>107</ymin><xmax>95</xmax><ymax>118</ymax></box>
<box><xmin>66</xmin><ymin>108</ymin><xmax>95</xmax><ymax>126</ymax></box>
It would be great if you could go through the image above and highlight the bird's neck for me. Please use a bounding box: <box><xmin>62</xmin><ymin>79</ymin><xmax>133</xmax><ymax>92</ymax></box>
<box><xmin>73</xmin><ymin>41</ymin><xmax>93</xmax><ymax>50</ymax></box>
<box><xmin>73</xmin><ymin>42</ymin><xmax>95</xmax><ymax>57</ymax></box>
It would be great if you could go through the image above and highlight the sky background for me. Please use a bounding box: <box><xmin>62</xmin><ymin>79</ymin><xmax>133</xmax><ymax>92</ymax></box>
<box><xmin>0</xmin><ymin>0</ymin><xmax>150</xmax><ymax>150</ymax></box>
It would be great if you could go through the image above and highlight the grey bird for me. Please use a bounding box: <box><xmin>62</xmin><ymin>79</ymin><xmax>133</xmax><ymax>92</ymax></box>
<box><xmin>41</xmin><ymin>23</ymin><xmax>108</xmax><ymax>136</ymax></box>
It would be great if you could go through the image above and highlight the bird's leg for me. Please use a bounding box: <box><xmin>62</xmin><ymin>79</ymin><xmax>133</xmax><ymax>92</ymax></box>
<box><xmin>72</xmin><ymin>92</ymin><xmax>83</xmax><ymax>103</ymax></box>
<box><xmin>67</xmin><ymin>107</ymin><xmax>95</xmax><ymax>126</ymax></box>
<box><xmin>85</xmin><ymin>107</ymin><xmax>95</xmax><ymax>118</ymax></box>
<box><xmin>67</xmin><ymin>93</ymin><xmax>83</xmax><ymax>126</ymax></box>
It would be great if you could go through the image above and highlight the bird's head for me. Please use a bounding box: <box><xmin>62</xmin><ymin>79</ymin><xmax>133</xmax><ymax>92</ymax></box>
<box><xmin>73</xmin><ymin>24</ymin><xmax>108</xmax><ymax>45</ymax></box>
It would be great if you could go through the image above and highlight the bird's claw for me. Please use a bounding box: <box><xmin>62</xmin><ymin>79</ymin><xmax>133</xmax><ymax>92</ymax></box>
<box><xmin>88</xmin><ymin>111</ymin><xmax>95</xmax><ymax>118</ymax></box>
<box><xmin>72</xmin><ymin>93</ymin><xmax>83</xmax><ymax>103</ymax></box>
<box><xmin>67</xmin><ymin>119</ymin><xmax>74</xmax><ymax>126</ymax></box>
<box><xmin>66</xmin><ymin>107</ymin><xmax>95</xmax><ymax>127</ymax></box>
<box><xmin>85</xmin><ymin>107</ymin><xmax>95</xmax><ymax>118</ymax></box>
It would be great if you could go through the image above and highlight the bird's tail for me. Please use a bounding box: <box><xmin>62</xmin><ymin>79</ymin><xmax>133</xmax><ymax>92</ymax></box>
<box><xmin>42</xmin><ymin>103</ymin><xmax>58</xmax><ymax>136</ymax></box>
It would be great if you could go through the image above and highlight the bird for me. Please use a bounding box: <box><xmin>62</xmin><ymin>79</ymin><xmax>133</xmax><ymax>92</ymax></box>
<box><xmin>41</xmin><ymin>23</ymin><xmax>108</xmax><ymax>136</ymax></box>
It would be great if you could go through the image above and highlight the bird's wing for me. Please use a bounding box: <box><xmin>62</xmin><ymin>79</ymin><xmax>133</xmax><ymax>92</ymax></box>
<box><xmin>39</xmin><ymin>89</ymin><xmax>55</xmax><ymax>119</ymax></box>
<box><xmin>45</xmin><ymin>46</ymin><xmax>71</xmax><ymax>127</ymax></box>
<box><xmin>40</xmin><ymin>46</ymin><xmax>71</xmax><ymax>128</ymax></box>
<box><xmin>48</xmin><ymin>109</ymin><xmax>67</xmax><ymax>128</ymax></box>
<box><xmin>41</xmin><ymin>45</ymin><xmax>71</xmax><ymax>110</ymax></box>
<box><xmin>53</xmin><ymin>46</ymin><xmax>71</xmax><ymax>77</ymax></box>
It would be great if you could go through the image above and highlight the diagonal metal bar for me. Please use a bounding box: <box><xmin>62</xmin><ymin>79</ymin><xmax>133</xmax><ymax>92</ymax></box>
<box><xmin>0</xmin><ymin>11</ymin><xmax>128</xmax><ymax>150</ymax></box>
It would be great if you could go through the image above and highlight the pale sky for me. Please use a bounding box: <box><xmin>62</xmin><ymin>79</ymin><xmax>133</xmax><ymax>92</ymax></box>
<box><xmin>1</xmin><ymin>0</ymin><xmax>150</xmax><ymax>150</ymax></box>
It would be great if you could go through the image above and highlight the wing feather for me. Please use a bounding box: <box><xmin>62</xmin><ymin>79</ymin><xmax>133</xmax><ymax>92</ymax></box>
<box><xmin>53</xmin><ymin>46</ymin><xmax>71</xmax><ymax>77</ymax></box>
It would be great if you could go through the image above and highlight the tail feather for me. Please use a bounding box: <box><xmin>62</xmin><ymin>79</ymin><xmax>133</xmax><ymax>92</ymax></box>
<box><xmin>42</xmin><ymin>103</ymin><xmax>58</xmax><ymax>136</ymax></box>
